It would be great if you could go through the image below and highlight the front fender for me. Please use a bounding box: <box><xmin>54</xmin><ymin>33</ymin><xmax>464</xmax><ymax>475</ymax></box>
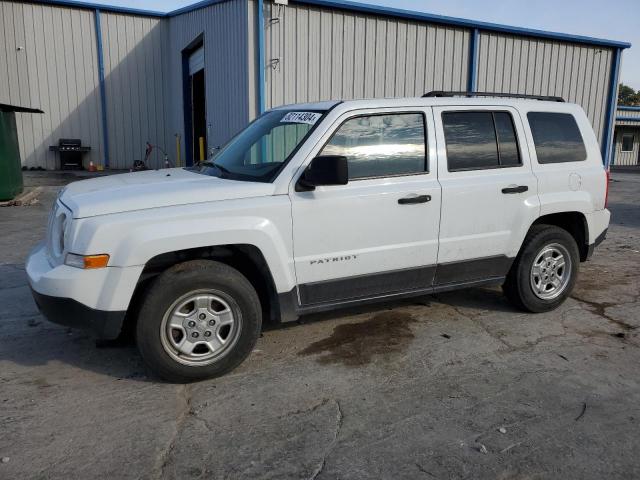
<box><xmin>69</xmin><ymin>196</ymin><xmax>296</xmax><ymax>293</ymax></box>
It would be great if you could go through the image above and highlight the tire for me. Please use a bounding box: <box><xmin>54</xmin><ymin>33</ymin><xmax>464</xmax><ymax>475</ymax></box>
<box><xmin>136</xmin><ymin>260</ymin><xmax>261</xmax><ymax>383</ymax></box>
<box><xmin>503</xmin><ymin>225</ymin><xmax>580</xmax><ymax>313</ymax></box>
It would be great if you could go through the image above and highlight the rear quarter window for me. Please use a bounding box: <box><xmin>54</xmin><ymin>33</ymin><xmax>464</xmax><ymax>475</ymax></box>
<box><xmin>527</xmin><ymin>112</ymin><xmax>587</xmax><ymax>164</ymax></box>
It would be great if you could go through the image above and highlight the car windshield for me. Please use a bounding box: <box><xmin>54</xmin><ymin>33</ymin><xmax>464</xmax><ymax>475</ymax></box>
<box><xmin>190</xmin><ymin>109</ymin><xmax>326</xmax><ymax>182</ymax></box>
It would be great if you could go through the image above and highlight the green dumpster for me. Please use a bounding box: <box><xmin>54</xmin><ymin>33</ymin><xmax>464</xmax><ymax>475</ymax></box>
<box><xmin>0</xmin><ymin>103</ymin><xmax>44</xmax><ymax>201</ymax></box>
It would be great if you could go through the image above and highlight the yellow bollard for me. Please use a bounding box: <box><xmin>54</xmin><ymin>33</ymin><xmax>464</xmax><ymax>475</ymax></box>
<box><xmin>199</xmin><ymin>136</ymin><xmax>205</xmax><ymax>162</ymax></box>
<box><xmin>175</xmin><ymin>134</ymin><xmax>181</xmax><ymax>167</ymax></box>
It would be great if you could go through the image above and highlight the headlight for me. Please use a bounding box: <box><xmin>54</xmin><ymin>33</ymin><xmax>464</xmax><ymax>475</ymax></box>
<box><xmin>46</xmin><ymin>198</ymin><xmax>73</xmax><ymax>265</ymax></box>
<box><xmin>47</xmin><ymin>202</ymin><xmax>69</xmax><ymax>261</ymax></box>
<box><xmin>65</xmin><ymin>253</ymin><xmax>110</xmax><ymax>269</ymax></box>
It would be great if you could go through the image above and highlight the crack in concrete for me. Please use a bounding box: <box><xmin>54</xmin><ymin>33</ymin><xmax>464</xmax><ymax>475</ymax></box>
<box><xmin>279</xmin><ymin>398</ymin><xmax>333</xmax><ymax>418</ymax></box>
<box><xmin>153</xmin><ymin>384</ymin><xmax>192</xmax><ymax>479</ymax></box>
<box><xmin>308</xmin><ymin>399</ymin><xmax>343</xmax><ymax>480</ymax></box>
<box><xmin>415</xmin><ymin>462</ymin><xmax>437</xmax><ymax>477</ymax></box>
<box><xmin>571</xmin><ymin>294</ymin><xmax>638</xmax><ymax>331</ymax></box>
<box><xmin>439</xmin><ymin>299</ymin><xmax>515</xmax><ymax>350</ymax></box>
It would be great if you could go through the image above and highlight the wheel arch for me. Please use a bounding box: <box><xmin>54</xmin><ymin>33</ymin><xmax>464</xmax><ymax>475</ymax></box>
<box><xmin>123</xmin><ymin>244</ymin><xmax>284</xmax><ymax>341</ymax></box>
<box><xmin>530</xmin><ymin>211</ymin><xmax>589</xmax><ymax>261</ymax></box>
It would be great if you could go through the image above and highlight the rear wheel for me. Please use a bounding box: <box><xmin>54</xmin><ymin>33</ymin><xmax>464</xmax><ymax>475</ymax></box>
<box><xmin>503</xmin><ymin>225</ymin><xmax>579</xmax><ymax>312</ymax></box>
<box><xmin>136</xmin><ymin>260</ymin><xmax>261</xmax><ymax>382</ymax></box>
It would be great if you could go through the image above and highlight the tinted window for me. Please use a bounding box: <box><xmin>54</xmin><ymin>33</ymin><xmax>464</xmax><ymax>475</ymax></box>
<box><xmin>320</xmin><ymin>113</ymin><xmax>426</xmax><ymax>179</ymax></box>
<box><xmin>494</xmin><ymin>112</ymin><xmax>521</xmax><ymax>166</ymax></box>
<box><xmin>527</xmin><ymin>112</ymin><xmax>586</xmax><ymax>163</ymax></box>
<box><xmin>442</xmin><ymin>111</ymin><xmax>521</xmax><ymax>171</ymax></box>
<box><xmin>622</xmin><ymin>133</ymin><xmax>634</xmax><ymax>152</ymax></box>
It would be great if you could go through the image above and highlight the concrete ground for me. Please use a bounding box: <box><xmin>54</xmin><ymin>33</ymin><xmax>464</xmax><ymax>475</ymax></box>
<box><xmin>1</xmin><ymin>170</ymin><xmax>639</xmax><ymax>479</ymax></box>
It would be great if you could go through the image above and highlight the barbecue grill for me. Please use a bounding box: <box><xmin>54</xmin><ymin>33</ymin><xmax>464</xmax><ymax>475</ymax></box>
<box><xmin>49</xmin><ymin>139</ymin><xmax>91</xmax><ymax>170</ymax></box>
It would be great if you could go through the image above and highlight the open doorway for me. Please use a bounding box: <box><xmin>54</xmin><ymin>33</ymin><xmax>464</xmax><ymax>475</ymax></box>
<box><xmin>191</xmin><ymin>68</ymin><xmax>206</xmax><ymax>163</ymax></box>
<box><xmin>182</xmin><ymin>38</ymin><xmax>206</xmax><ymax>166</ymax></box>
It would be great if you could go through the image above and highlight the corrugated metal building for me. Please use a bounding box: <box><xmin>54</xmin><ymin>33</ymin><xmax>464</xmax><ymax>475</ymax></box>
<box><xmin>612</xmin><ymin>106</ymin><xmax>640</xmax><ymax>167</ymax></box>
<box><xmin>0</xmin><ymin>0</ymin><xmax>631</xmax><ymax>170</ymax></box>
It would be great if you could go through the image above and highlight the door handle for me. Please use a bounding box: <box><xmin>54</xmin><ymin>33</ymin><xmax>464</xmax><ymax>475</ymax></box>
<box><xmin>501</xmin><ymin>185</ymin><xmax>528</xmax><ymax>194</ymax></box>
<box><xmin>398</xmin><ymin>194</ymin><xmax>431</xmax><ymax>205</ymax></box>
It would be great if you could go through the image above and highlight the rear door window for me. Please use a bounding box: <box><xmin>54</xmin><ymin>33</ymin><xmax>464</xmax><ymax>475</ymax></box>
<box><xmin>527</xmin><ymin>112</ymin><xmax>587</xmax><ymax>164</ymax></box>
<box><xmin>442</xmin><ymin>111</ymin><xmax>522</xmax><ymax>171</ymax></box>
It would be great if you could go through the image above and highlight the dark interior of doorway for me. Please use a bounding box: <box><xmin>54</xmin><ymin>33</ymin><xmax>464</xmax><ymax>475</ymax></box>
<box><xmin>181</xmin><ymin>35</ymin><xmax>205</xmax><ymax>167</ymax></box>
<box><xmin>191</xmin><ymin>70</ymin><xmax>206</xmax><ymax>163</ymax></box>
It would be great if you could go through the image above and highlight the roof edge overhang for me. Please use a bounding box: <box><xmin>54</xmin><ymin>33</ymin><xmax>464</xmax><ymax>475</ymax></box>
<box><xmin>288</xmin><ymin>0</ymin><xmax>631</xmax><ymax>49</ymax></box>
<box><xmin>21</xmin><ymin>0</ymin><xmax>634</xmax><ymax>49</ymax></box>
<box><xmin>35</xmin><ymin>0</ymin><xmax>166</xmax><ymax>16</ymax></box>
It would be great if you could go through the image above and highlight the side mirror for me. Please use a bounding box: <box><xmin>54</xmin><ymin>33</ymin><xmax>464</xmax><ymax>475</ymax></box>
<box><xmin>296</xmin><ymin>155</ymin><xmax>348</xmax><ymax>191</ymax></box>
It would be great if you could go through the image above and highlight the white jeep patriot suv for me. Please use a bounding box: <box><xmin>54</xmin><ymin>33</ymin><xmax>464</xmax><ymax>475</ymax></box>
<box><xmin>27</xmin><ymin>92</ymin><xmax>610</xmax><ymax>382</ymax></box>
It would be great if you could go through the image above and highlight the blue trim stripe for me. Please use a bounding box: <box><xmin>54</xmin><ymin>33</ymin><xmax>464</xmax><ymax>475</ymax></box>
<box><xmin>467</xmin><ymin>28</ymin><xmax>479</xmax><ymax>92</ymax></box>
<box><xmin>31</xmin><ymin>0</ymin><xmax>632</xmax><ymax>50</ymax></box>
<box><xmin>618</xmin><ymin>106</ymin><xmax>640</xmax><ymax>112</ymax></box>
<box><xmin>602</xmin><ymin>48</ymin><xmax>622</xmax><ymax>168</ymax></box>
<box><xmin>616</xmin><ymin>116</ymin><xmax>640</xmax><ymax>122</ymax></box>
<box><xmin>94</xmin><ymin>9</ymin><xmax>110</xmax><ymax>168</ymax></box>
<box><xmin>257</xmin><ymin>0</ymin><xmax>266</xmax><ymax>115</ymax></box>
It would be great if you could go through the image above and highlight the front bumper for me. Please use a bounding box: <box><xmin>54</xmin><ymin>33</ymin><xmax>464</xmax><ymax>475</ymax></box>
<box><xmin>30</xmin><ymin>287</ymin><xmax>125</xmax><ymax>339</ymax></box>
<box><xmin>26</xmin><ymin>242</ymin><xmax>142</xmax><ymax>339</ymax></box>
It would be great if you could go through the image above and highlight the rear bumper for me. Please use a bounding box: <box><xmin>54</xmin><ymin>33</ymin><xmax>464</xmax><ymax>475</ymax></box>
<box><xmin>30</xmin><ymin>287</ymin><xmax>126</xmax><ymax>339</ymax></box>
<box><xmin>585</xmin><ymin>228</ymin><xmax>607</xmax><ymax>260</ymax></box>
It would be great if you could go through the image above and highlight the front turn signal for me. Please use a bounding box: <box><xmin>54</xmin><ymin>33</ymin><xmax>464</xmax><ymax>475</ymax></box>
<box><xmin>65</xmin><ymin>253</ymin><xmax>110</xmax><ymax>269</ymax></box>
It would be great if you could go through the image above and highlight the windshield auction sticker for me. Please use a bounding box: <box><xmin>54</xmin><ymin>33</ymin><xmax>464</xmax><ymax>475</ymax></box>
<box><xmin>280</xmin><ymin>112</ymin><xmax>322</xmax><ymax>125</ymax></box>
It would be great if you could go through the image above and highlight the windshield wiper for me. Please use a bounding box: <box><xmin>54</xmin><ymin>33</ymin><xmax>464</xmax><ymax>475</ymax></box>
<box><xmin>200</xmin><ymin>161</ymin><xmax>232</xmax><ymax>177</ymax></box>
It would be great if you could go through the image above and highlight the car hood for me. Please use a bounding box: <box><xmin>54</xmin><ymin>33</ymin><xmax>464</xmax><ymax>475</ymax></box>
<box><xmin>60</xmin><ymin>168</ymin><xmax>276</xmax><ymax>218</ymax></box>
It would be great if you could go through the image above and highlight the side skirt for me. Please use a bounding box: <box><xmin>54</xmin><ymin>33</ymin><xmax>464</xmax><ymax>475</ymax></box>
<box><xmin>277</xmin><ymin>256</ymin><xmax>514</xmax><ymax>322</ymax></box>
<box><xmin>277</xmin><ymin>276</ymin><xmax>507</xmax><ymax>322</ymax></box>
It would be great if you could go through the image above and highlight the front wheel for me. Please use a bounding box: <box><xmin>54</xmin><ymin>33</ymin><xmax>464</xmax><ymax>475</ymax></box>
<box><xmin>136</xmin><ymin>260</ymin><xmax>262</xmax><ymax>382</ymax></box>
<box><xmin>503</xmin><ymin>225</ymin><xmax>580</xmax><ymax>313</ymax></box>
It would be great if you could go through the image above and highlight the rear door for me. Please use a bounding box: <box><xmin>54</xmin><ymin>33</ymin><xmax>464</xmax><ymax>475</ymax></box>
<box><xmin>289</xmin><ymin>108</ymin><xmax>442</xmax><ymax>307</ymax></box>
<box><xmin>433</xmin><ymin>105</ymin><xmax>540</xmax><ymax>285</ymax></box>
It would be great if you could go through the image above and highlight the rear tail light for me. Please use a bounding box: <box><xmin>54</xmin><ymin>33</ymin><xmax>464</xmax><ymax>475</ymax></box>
<box><xmin>604</xmin><ymin>168</ymin><xmax>610</xmax><ymax>208</ymax></box>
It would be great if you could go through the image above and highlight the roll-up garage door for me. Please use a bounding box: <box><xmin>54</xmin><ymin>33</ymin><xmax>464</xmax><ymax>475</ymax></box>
<box><xmin>189</xmin><ymin>46</ymin><xmax>204</xmax><ymax>75</ymax></box>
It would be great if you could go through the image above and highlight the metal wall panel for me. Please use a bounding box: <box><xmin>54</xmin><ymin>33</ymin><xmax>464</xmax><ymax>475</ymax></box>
<box><xmin>100</xmin><ymin>12</ymin><xmax>168</xmax><ymax>169</ymax></box>
<box><xmin>476</xmin><ymin>32</ymin><xmax>613</xmax><ymax>144</ymax></box>
<box><xmin>615</xmin><ymin>108</ymin><xmax>640</xmax><ymax>126</ymax></box>
<box><xmin>0</xmin><ymin>1</ymin><xmax>103</xmax><ymax>169</ymax></box>
<box><xmin>167</xmin><ymin>0</ymin><xmax>250</xmax><ymax>161</ymax></box>
<box><xmin>612</xmin><ymin>125</ymin><xmax>640</xmax><ymax>166</ymax></box>
<box><xmin>262</xmin><ymin>0</ymin><xmax>470</xmax><ymax>110</ymax></box>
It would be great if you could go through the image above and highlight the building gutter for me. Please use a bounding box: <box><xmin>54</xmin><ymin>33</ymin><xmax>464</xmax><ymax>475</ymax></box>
<box><xmin>94</xmin><ymin>9</ymin><xmax>110</xmax><ymax>168</ymax></box>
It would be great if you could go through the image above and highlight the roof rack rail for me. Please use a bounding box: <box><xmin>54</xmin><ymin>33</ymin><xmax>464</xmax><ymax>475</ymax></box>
<box><xmin>422</xmin><ymin>91</ymin><xmax>565</xmax><ymax>102</ymax></box>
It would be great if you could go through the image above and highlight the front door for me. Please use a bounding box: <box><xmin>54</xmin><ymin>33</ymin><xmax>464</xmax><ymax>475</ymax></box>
<box><xmin>289</xmin><ymin>109</ymin><xmax>441</xmax><ymax>307</ymax></box>
<box><xmin>433</xmin><ymin>106</ymin><xmax>540</xmax><ymax>284</ymax></box>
